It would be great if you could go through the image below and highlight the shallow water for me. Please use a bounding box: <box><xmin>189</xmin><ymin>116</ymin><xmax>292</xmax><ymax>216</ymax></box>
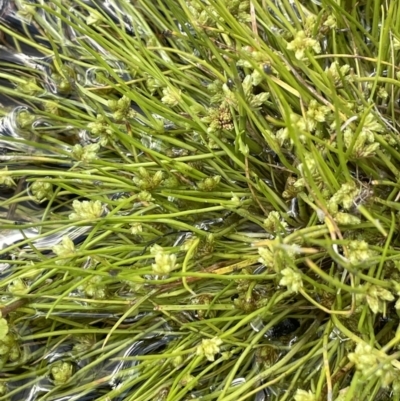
<box><xmin>0</xmin><ymin>1</ymin><xmax>389</xmax><ymax>400</ymax></box>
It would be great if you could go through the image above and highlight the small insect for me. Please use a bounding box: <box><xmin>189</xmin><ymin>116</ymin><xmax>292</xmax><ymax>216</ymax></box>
<box><xmin>161</xmin><ymin>29</ymin><xmax>174</xmax><ymax>38</ymax></box>
<box><xmin>266</xmin><ymin>318</ymin><xmax>300</xmax><ymax>339</ymax></box>
<box><xmin>226</xmin><ymin>78</ymin><xmax>235</xmax><ymax>89</ymax></box>
<box><xmin>160</xmin><ymin>29</ymin><xmax>180</xmax><ymax>40</ymax></box>
<box><xmin>263</xmin><ymin>64</ymin><xmax>272</xmax><ymax>75</ymax></box>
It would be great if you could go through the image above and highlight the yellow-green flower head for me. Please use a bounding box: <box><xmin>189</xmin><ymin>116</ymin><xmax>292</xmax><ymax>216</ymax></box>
<box><xmin>306</xmin><ymin>99</ymin><xmax>330</xmax><ymax>123</ymax></box>
<box><xmin>80</xmin><ymin>275</ymin><xmax>106</xmax><ymax>299</ymax></box>
<box><xmin>349</xmin><ymin>345</ymin><xmax>397</xmax><ymax>388</ymax></box>
<box><xmin>72</xmin><ymin>143</ymin><xmax>100</xmax><ymax>163</ymax></box>
<box><xmin>263</xmin><ymin>211</ymin><xmax>288</xmax><ymax>233</ymax></box>
<box><xmin>348</xmin><ymin>240</ymin><xmax>375</xmax><ymax>265</ymax></box>
<box><xmin>197</xmin><ymin>175</ymin><xmax>221</xmax><ymax>191</ymax></box>
<box><xmin>69</xmin><ymin>200</ymin><xmax>103</xmax><ymax>220</ymax></box>
<box><xmin>279</xmin><ymin>267</ymin><xmax>303</xmax><ymax>293</ymax></box>
<box><xmin>348</xmin><ymin>342</ymin><xmax>378</xmax><ymax>373</ymax></box>
<box><xmin>161</xmin><ymin>87</ymin><xmax>182</xmax><ymax>107</ymax></box>
<box><xmin>294</xmin><ymin>389</ymin><xmax>317</xmax><ymax>401</ymax></box>
<box><xmin>150</xmin><ymin>244</ymin><xmax>177</xmax><ymax>275</ymax></box>
<box><xmin>196</xmin><ymin>337</ymin><xmax>223</xmax><ymax>361</ymax></box>
<box><xmin>287</xmin><ymin>30</ymin><xmax>321</xmax><ymax>60</ymax></box>
<box><xmin>53</xmin><ymin>235</ymin><xmax>76</xmax><ymax>265</ymax></box>
<box><xmin>0</xmin><ymin>319</ymin><xmax>8</xmax><ymax>342</ymax></box>
<box><xmin>364</xmin><ymin>284</ymin><xmax>394</xmax><ymax>314</ymax></box>
<box><xmin>130</xmin><ymin>223</ymin><xmax>143</xmax><ymax>235</ymax></box>
<box><xmin>258</xmin><ymin>247</ymin><xmax>274</xmax><ymax>266</ymax></box>
<box><xmin>31</xmin><ymin>179</ymin><xmax>53</xmax><ymax>202</ymax></box>
<box><xmin>0</xmin><ymin>167</ymin><xmax>16</xmax><ymax>188</ymax></box>
<box><xmin>323</xmin><ymin>14</ymin><xmax>337</xmax><ymax>29</ymax></box>
<box><xmin>8</xmin><ymin>278</ymin><xmax>28</xmax><ymax>295</ymax></box>
<box><xmin>325</xmin><ymin>62</ymin><xmax>350</xmax><ymax>84</ymax></box>
<box><xmin>50</xmin><ymin>361</ymin><xmax>73</xmax><ymax>385</ymax></box>
<box><xmin>334</xmin><ymin>212</ymin><xmax>361</xmax><ymax>225</ymax></box>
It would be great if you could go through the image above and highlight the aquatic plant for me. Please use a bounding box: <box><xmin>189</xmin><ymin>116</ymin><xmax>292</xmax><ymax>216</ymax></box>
<box><xmin>1</xmin><ymin>0</ymin><xmax>400</xmax><ymax>400</ymax></box>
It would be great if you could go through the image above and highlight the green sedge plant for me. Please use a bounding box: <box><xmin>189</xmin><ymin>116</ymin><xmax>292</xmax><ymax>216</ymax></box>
<box><xmin>0</xmin><ymin>0</ymin><xmax>400</xmax><ymax>400</ymax></box>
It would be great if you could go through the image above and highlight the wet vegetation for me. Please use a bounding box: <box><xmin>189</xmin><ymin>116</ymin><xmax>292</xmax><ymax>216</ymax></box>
<box><xmin>1</xmin><ymin>0</ymin><xmax>400</xmax><ymax>400</ymax></box>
